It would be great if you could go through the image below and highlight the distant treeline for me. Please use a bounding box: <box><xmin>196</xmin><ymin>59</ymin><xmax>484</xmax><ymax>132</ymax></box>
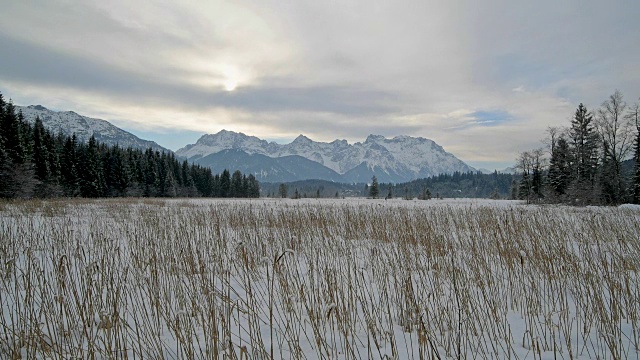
<box><xmin>387</xmin><ymin>171</ymin><xmax>515</xmax><ymax>199</ymax></box>
<box><xmin>262</xmin><ymin>171</ymin><xmax>516</xmax><ymax>199</ymax></box>
<box><xmin>0</xmin><ymin>92</ymin><xmax>259</xmax><ymax>199</ymax></box>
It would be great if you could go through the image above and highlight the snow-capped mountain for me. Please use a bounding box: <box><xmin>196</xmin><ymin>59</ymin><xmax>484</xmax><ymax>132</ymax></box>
<box><xmin>16</xmin><ymin>105</ymin><xmax>169</xmax><ymax>153</ymax></box>
<box><xmin>177</xmin><ymin>130</ymin><xmax>475</xmax><ymax>183</ymax></box>
<box><xmin>13</xmin><ymin>103</ymin><xmax>475</xmax><ymax>183</ymax></box>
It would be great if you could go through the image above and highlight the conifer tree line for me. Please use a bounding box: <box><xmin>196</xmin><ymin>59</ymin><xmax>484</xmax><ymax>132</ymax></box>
<box><xmin>0</xmin><ymin>92</ymin><xmax>260</xmax><ymax>199</ymax></box>
<box><xmin>388</xmin><ymin>171</ymin><xmax>514</xmax><ymax>199</ymax></box>
<box><xmin>516</xmin><ymin>90</ymin><xmax>640</xmax><ymax>205</ymax></box>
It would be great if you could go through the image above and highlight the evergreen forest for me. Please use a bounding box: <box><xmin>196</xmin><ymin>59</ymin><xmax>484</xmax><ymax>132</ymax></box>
<box><xmin>0</xmin><ymin>92</ymin><xmax>260</xmax><ymax>199</ymax></box>
<box><xmin>262</xmin><ymin>171</ymin><xmax>515</xmax><ymax>200</ymax></box>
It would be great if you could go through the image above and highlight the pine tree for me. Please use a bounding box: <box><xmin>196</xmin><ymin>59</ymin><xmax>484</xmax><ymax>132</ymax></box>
<box><xmin>105</xmin><ymin>146</ymin><xmax>129</xmax><ymax>196</ymax></box>
<box><xmin>278</xmin><ymin>183</ymin><xmax>288</xmax><ymax>198</ymax></box>
<box><xmin>0</xmin><ymin>92</ymin><xmax>5</xmax><ymax>130</ymax></box>
<box><xmin>0</xmin><ymin>139</ymin><xmax>13</xmax><ymax>198</ymax></box>
<box><xmin>180</xmin><ymin>160</ymin><xmax>198</xmax><ymax>196</ymax></box>
<box><xmin>247</xmin><ymin>174</ymin><xmax>260</xmax><ymax>198</ymax></box>
<box><xmin>1</xmin><ymin>101</ymin><xmax>26</xmax><ymax>164</ymax></box>
<box><xmin>61</xmin><ymin>135</ymin><xmax>80</xmax><ymax>196</ymax></box>
<box><xmin>142</xmin><ymin>149</ymin><xmax>158</xmax><ymax>197</ymax></box>
<box><xmin>156</xmin><ymin>152</ymin><xmax>177</xmax><ymax>197</ymax></box>
<box><xmin>489</xmin><ymin>189</ymin><xmax>500</xmax><ymax>200</ymax></box>
<box><xmin>568</xmin><ymin>103</ymin><xmax>599</xmax><ymax>202</ymax></box>
<box><xmin>518</xmin><ymin>173</ymin><xmax>531</xmax><ymax>202</ymax></box>
<box><xmin>599</xmin><ymin>140</ymin><xmax>617</xmax><ymax>204</ymax></box>
<box><xmin>547</xmin><ymin>137</ymin><xmax>571</xmax><ymax>198</ymax></box>
<box><xmin>46</xmin><ymin>132</ymin><xmax>62</xmax><ymax>186</ymax></box>
<box><xmin>419</xmin><ymin>187</ymin><xmax>432</xmax><ymax>200</ymax></box>
<box><xmin>241</xmin><ymin>175</ymin><xmax>249</xmax><ymax>198</ymax></box>
<box><xmin>230</xmin><ymin>170</ymin><xmax>243</xmax><ymax>197</ymax></box>
<box><xmin>124</xmin><ymin>148</ymin><xmax>142</xmax><ymax>196</ymax></box>
<box><xmin>169</xmin><ymin>153</ymin><xmax>183</xmax><ymax>187</ymax></box>
<box><xmin>403</xmin><ymin>187</ymin><xmax>411</xmax><ymax>200</ymax></box>
<box><xmin>210</xmin><ymin>173</ymin><xmax>220</xmax><ymax>197</ymax></box>
<box><xmin>220</xmin><ymin>169</ymin><xmax>231</xmax><ymax>197</ymax></box>
<box><xmin>33</xmin><ymin>117</ymin><xmax>49</xmax><ymax>182</ymax></box>
<box><xmin>191</xmin><ymin>165</ymin><xmax>213</xmax><ymax>196</ymax></box>
<box><xmin>631</xmin><ymin>104</ymin><xmax>640</xmax><ymax>204</ymax></box>
<box><xmin>79</xmin><ymin>136</ymin><xmax>104</xmax><ymax>197</ymax></box>
<box><xmin>531</xmin><ymin>164</ymin><xmax>543</xmax><ymax>201</ymax></box>
<box><xmin>633</xmin><ymin>131</ymin><xmax>640</xmax><ymax>204</ymax></box>
<box><xmin>0</xmin><ymin>94</ymin><xmax>15</xmax><ymax>198</ymax></box>
<box><xmin>369</xmin><ymin>176</ymin><xmax>379</xmax><ymax>199</ymax></box>
<box><xmin>509</xmin><ymin>179</ymin><xmax>518</xmax><ymax>200</ymax></box>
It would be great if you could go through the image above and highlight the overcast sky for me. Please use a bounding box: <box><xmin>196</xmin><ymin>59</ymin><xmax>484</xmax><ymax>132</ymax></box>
<box><xmin>1</xmin><ymin>1</ymin><xmax>639</xmax><ymax>170</ymax></box>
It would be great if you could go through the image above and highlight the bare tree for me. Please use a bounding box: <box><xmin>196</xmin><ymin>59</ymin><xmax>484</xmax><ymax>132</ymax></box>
<box><xmin>544</xmin><ymin>126</ymin><xmax>561</xmax><ymax>155</ymax></box>
<box><xmin>515</xmin><ymin>151</ymin><xmax>532</xmax><ymax>176</ymax></box>
<box><xmin>516</xmin><ymin>148</ymin><xmax>545</xmax><ymax>203</ymax></box>
<box><xmin>627</xmin><ymin>99</ymin><xmax>639</xmax><ymax>134</ymax></box>
<box><xmin>515</xmin><ymin>151</ymin><xmax>533</xmax><ymax>203</ymax></box>
<box><xmin>597</xmin><ymin>90</ymin><xmax>635</xmax><ymax>203</ymax></box>
<box><xmin>598</xmin><ymin>90</ymin><xmax>634</xmax><ymax>163</ymax></box>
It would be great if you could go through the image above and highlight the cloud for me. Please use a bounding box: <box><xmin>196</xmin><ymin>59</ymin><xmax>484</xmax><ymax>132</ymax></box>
<box><xmin>0</xmin><ymin>34</ymin><xmax>398</xmax><ymax>117</ymax></box>
<box><xmin>0</xmin><ymin>0</ymin><xmax>638</xmax><ymax>169</ymax></box>
<box><xmin>512</xmin><ymin>86</ymin><xmax>526</xmax><ymax>93</ymax></box>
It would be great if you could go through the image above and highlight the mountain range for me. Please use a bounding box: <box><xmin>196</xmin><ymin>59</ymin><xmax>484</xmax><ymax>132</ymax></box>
<box><xmin>176</xmin><ymin>130</ymin><xmax>475</xmax><ymax>183</ymax></box>
<box><xmin>16</xmin><ymin>104</ymin><xmax>476</xmax><ymax>183</ymax></box>
<box><xmin>17</xmin><ymin>105</ymin><xmax>169</xmax><ymax>153</ymax></box>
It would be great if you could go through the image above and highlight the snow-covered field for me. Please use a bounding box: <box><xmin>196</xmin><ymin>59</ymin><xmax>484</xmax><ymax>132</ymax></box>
<box><xmin>1</xmin><ymin>198</ymin><xmax>638</xmax><ymax>359</ymax></box>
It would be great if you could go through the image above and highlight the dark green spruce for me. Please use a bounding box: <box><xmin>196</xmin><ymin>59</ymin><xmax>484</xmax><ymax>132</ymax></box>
<box><xmin>0</xmin><ymin>91</ymin><xmax>260</xmax><ymax>199</ymax></box>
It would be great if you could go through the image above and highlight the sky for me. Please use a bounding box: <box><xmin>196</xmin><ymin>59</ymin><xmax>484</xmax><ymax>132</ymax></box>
<box><xmin>1</xmin><ymin>1</ymin><xmax>639</xmax><ymax>170</ymax></box>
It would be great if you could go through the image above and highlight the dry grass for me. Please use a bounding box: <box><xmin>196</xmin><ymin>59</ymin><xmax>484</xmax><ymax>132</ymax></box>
<box><xmin>0</xmin><ymin>199</ymin><xmax>638</xmax><ymax>359</ymax></box>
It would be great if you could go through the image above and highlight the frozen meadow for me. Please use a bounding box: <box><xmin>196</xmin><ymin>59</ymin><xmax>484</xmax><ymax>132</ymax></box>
<box><xmin>0</xmin><ymin>198</ymin><xmax>639</xmax><ymax>359</ymax></box>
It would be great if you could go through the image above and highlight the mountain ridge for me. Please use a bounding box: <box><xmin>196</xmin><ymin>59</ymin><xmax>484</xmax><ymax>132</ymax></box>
<box><xmin>16</xmin><ymin>105</ymin><xmax>170</xmax><ymax>153</ymax></box>
<box><xmin>14</xmin><ymin>104</ymin><xmax>477</xmax><ymax>183</ymax></box>
<box><xmin>177</xmin><ymin>130</ymin><xmax>475</xmax><ymax>183</ymax></box>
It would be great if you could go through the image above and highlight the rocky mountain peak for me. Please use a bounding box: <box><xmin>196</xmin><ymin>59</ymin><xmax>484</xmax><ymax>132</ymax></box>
<box><xmin>177</xmin><ymin>130</ymin><xmax>475</xmax><ymax>183</ymax></box>
<box><xmin>292</xmin><ymin>134</ymin><xmax>312</xmax><ymax>144</ymax></box>
<box><xmin>28</xmin><ymin>105</ymin><xmax>49</xmax><ymax>111</ymax></box>
<box><xmin>364</xmin><ymin>134</ymin><xmax>386</xmax><ymax>143</ymax></box>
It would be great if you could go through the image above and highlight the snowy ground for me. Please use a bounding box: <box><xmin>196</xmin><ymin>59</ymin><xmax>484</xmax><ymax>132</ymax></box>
<box><xmin>0</xmin><ymin>198</ymin><xmax>638</xmax><ymax>359</ymax></box>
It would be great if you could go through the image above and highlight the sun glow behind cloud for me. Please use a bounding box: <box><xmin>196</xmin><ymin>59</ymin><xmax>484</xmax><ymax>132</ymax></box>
<box><xmin>0</xmin><ymin>0</ymin><xmax>638</xmax><ymax>170</ymax></box>
<box><xmin>221</xmin><ymin>64</ymin><xmax>242</xmax><ymax>91</ymax></box>
<box><xmin>224</xmin><ymin>79</ymin><xmax>237</xmax><ymax>92</ymax></box>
